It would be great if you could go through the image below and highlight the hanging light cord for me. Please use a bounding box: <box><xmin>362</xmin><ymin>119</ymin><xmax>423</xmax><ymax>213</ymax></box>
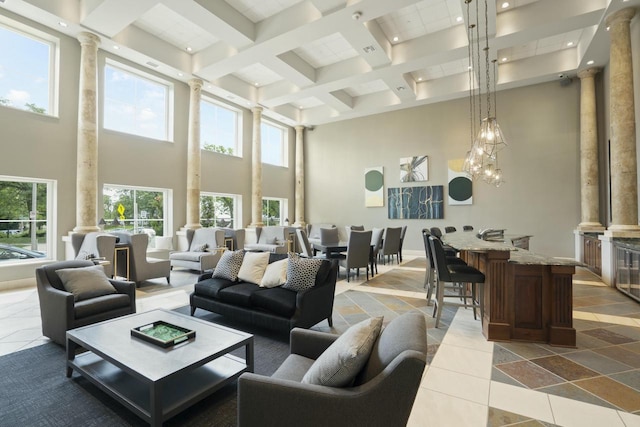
<box><xmin>484</xmin><ymin>0</ymin><xmax>491</xmax><ymax>119</ymax></box>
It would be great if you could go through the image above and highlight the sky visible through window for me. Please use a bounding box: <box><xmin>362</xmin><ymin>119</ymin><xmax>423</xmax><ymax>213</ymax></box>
<box><xmin>261</xmin><ymin>122</ymin><xmax>284</xmax><ymax>165</ymax></box>
<box><xmin>104</xmin><ymin>64</ymin><xmax>168</xmax><ymax>140</ymax></box>
<box><xmin>201</xmin><ymin>101</ymin><xmax>237</xmax><ymax>153</ymax></box>
<box><xmin>0</xmin><ymin>25</ymin><xmax>50</xmax><ymax>113</ymax></box>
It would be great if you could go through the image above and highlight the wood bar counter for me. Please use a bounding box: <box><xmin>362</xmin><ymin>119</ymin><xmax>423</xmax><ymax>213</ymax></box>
<box><xmin>442</xmin><ymin>233</ymin><xmax>577</xmax><ymax>347</ymax></box>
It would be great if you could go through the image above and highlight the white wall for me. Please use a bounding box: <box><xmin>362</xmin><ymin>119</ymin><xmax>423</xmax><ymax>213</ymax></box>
<box><xmin>305</xmin><ymin>80</ymin><xmax>582</xmax><ymax>258</ymax></box>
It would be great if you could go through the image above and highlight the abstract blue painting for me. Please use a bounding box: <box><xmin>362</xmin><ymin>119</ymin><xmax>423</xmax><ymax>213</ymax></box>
<box><xmin>387</xmin><ymin>186</ymin><xmax>444</xmax><ymax>219</ymax></box>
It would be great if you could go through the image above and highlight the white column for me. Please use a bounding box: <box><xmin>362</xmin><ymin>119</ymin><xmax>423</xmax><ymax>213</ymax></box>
<box><xmin>250</xmin><ymin>107</ymin><xmax>264</xmax><ymax>227</ymax></box>
<box><xmin>606</xmin><ymin>8</ymin><xmax>639</xmax><ymax>233</ymax></box>
<box><xmin>185</xmin><ymin>78</ymin><xmax>203</xmax><ymax>229</ymax></box>
<box><xmin>577</xmin><ymin>68</ymin><xmax>604</xmax><ymax>231</ymax></box>
<box><xmin>293</xmin><ymin>125</ymin><xmax>306</xmax><ymax>228</ymax></box>
<box><xmin>74</xmin><ymin>32</ymin><xmax>101</xmax><ymax>233</ymax></box>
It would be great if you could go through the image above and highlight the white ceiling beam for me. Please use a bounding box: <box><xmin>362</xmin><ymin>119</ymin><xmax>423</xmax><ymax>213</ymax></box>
<box><xmin>80</xmin><ymin>0</ymin><xmax>157</xmax><ymax>37</ymax></box>
<box><xmin>263</xmin><ymin>52</ymin><xmax>316</xmax><ymax>87</ymax></box>
<box><xmin>175</xmin><ymin>0</ymin><xmax>255</xmax><ymax>47</ymax></box>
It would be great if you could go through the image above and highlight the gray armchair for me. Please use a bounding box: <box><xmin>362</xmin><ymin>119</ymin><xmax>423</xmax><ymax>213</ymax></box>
<box><xmin>36</xmin><ymin>260</ymin><xmax>136</xmax><ymax>345</ymax></box>
<box><xmin>170</xmin><ymin>228</ymin><xmax>226</xmax><ymax>273</ymax></box>
<box><xmin>244</xmin><ymin>226</ymin><xmax>289</xmax><ymax>253</ymax></box>
<box><xmin>115</xmin><ymin>233</ymin><xmax>171</xmax><ymax>284</ymax></box>
<box><xmin>237</xmin><ymin>311</ymin><xmax>427</xmax><ymax>427</ymax></box>
<box><xmin>70</xmin><ymin>232</ymin><xmax>117</xmax><ymax>277</ymax></box>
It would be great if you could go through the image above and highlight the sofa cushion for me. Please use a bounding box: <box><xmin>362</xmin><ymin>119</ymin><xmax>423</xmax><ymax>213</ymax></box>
<box><xmin>170</xmin><ymin>251</ymin><xmax>205</xmax><ymax>262</ymax></box>
<box><xmin>56</xmin><ymin>265</ymin><xmax>116</xmax><ymax>301</ymax></box>
<box><xmin>282</xmin><ymin>253</ymin><xmax>323</xmax><ymax>292</ymax></box>
<box><xmin>194</xmin><ymin>277</ymin><xmax>236</xmax><ymax>298</ymax></box>
<box><xmin>250</xmin><ymin>287</ymin><xmax>297</xmax><ymax>317</ymax></box>
<box><xmin>213</xmin><ymin>249</ymin><xmax>245</xmax><ymax>281</ymax></box>
<box><xmin>237</xmin><ymin>251</ymin><xmax>270</xmax><ymax>285</ymax></box>
<box><xmin>218</xmin><ymin>283</ymin><xmax>261</xmax><ymax>307</ymax></box>
<box><xmin>302</xmin><ymin>316</ymin><xmax>383</xmax><ymax>387</ymax></box>
<box><xmin>260</xmin><ymin>258</ymin><xmax>288</xmax><ymax>288</ymax></box>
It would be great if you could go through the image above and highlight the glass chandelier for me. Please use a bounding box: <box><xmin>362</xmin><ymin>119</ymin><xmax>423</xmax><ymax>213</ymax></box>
<box><xmin>462</xmin><ymin>0</ymin><xmax>507</xmax><ymax>187</ymax></box>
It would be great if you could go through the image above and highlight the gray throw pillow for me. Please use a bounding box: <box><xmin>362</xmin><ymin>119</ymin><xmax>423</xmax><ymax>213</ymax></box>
<box><xmin>57</xmin><ymin>265</ymin><xmax>117</xmax><ymax>301</ymax></box>
<box><xmin>190</xmin><ymin>243</ymin><xmax>208</xmax><ymax>252</ymax></box>
<box><xmin>212</xmin><ymin>249</ymin><xmax>245</xmax><ymax>281</ymax></box>
<box><xmin>282</xmin><ymin>252</ymin><xmax>322</xmax><ymax>292</ymax></box>
<box><xmin>302</xmin><ymin>316</ymin><xmax>383</xmax><ymax>387</ymax></box>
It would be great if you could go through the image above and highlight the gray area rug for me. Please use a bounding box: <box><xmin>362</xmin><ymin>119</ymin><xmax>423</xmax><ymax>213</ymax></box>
<box><xmin>0</xmin><ymin>308</ymin><xmax>289</xmax><ymax>427</ymax></box>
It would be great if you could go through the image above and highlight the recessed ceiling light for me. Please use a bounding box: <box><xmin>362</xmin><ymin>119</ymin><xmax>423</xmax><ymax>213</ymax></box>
<box><xmin>254</xmin><ymin>82</ymin><xmax>259</xmax><ymax>86</ymax></box>
<box><xmin>606</xmin><ymin>26</ymin><xmax>610</xmax><ymax>31</ymax></box>
<box><xmin>456</xmin><ymin>16</ymin><xmax>463</xmax><ymax>23</ymax></box>
<box><xmin>567</xmin><ymin>41</ymin><xmax>574</xmax><ymax>47</ymax></box>
<box><xmin>393</xmin><ymin>36</ymin><xmax>399</xmax><ymax>42</ymax></box>
<box><xmin>587</xmin><ymin>60</ymin><xmax>595</xmax><ymax>65</ymax></box>
<box><xmin>177</xmin><ymin>72</ymin><xmax>184</xmax><ymax>77</ymax></box>
<box><xmin>186</xmin><ymin>46</ymin><xmax>193</xmax><ymax>52</ymax></box>
<box><xmin>113</xmin><ymin>45</ymin><xmax>119</xmax><ymax>50</ymax></box>
<box><xmin>501</xmin><ymin>2</ymin><xmax>510</xmax><ymax>8</ymax></box>
<box><xmin>501</xmin><ymin>57</ymin><xmax>507</xmax><ymax>62</ymax></box>
<box><xmin>207</xmin><ymin>85</ymin><xmax>212</xmax><ymax>89</ymax></box>
<box><xmin>418</xmin><ymin>77</ymin><xmax>423</xmax><ymax>81</ymax></box>
<box><xmin>58</xmin><ymin>21</ymin><xmax>68</xmax><ymax>28</ymax></box>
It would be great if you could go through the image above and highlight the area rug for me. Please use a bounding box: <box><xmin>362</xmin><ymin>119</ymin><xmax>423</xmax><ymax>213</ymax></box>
<box><xmin>0</xmin><ymin>309</ymin><xmax>289</xmax><ymax>427</ymax></box>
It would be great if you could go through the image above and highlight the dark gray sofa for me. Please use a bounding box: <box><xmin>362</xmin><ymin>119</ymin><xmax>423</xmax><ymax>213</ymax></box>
<box><xmin>190</xmin><ymin>253</ymin><xmax>338</xmax><ymax>333</ymax></box>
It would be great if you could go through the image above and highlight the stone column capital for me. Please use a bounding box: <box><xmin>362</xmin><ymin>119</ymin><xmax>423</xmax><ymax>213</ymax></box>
<box><xmin>577</xmin><ymin>68</ymin><xmax>601</xmax><ymax>79</ymax></box>
<box><xmin>188</xmin><ymin>78</ymin><xmax>203</xmax><ymax>90</ymax></box>
<box><xmin>77</xmin><ymin>31</ymin><xmax>101</xmax><ymax>47</ymax></box>
<box><xmin>251</xmin><ymin>106</ymin><xmax>263</xmax><ymax>114</ymax></box>
<box><xmin>295</xmin><ymin>125</ymin><xmax>305</xmax><ymax>132</ymax></box>
<box><xmin>606</xmin><ymin>7</ymin><xmax>636</xmax><ymax>27</ymax></box>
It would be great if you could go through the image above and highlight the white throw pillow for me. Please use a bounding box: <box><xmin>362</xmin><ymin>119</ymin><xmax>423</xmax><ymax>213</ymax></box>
<box><xmin>57</xmin><ymin>265</ymin><xmax>117</xmax><ymax>301</ymax></box>
<box><xmin>260</xmin><ymin>259</ymin><xmax>288</xmax><ymax>288</ymax></box>
<box><xmin>237</xmin><ymin>251</ymin><xmax>270</xmax><ymax>285</ymax></box>
<box><xmin>302</xmin><ymin>316</ymin><xmax>383</xmax><ymax>387</ymax></box>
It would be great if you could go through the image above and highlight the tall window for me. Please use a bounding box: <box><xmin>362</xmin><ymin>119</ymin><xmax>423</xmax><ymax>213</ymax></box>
<box><xmin>104</xmin><ymin>60</ymin><xmax>173</xmax><ymax>141</ymax></box>
<box><xmin>200</xmin><ymin>193</ymin><xmax>240</xmax><ymax>228</ymax></box>
<box><xmin>0</xmin><ymin>176</ymin><xmax>53</xmax><ymax>263</ymax></box>
<box><xmin>201</xmin><ymin>98</ymin><xmax>242</xmax><ymax>156</ymax></box>
<box><xmin>262</xmin><ymin>198</ymin><xmax>287</xmax><ymax>226</ymax></box>
<box><xmin>0</xmin><ymin>18</ymin><xmax>58</xmax><ymax>115</ymax></box>
<box><xmin>261</xmin><ymin>120</ymin><xmax>287</xmax><ymax>166</ymax></box>
<box><xmin>102</xmin><ymin>185</ymin><xmax>171</xmax><ymax>240</ymax></box>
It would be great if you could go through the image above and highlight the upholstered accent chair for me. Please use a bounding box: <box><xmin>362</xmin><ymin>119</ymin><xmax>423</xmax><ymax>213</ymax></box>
<box><xmin>70</xmin><ymin>232</ymin><xmax>117</xmax><ymax>277</ymax></box>
<box><xmin>237</xmin><ymin>311</ymin><xmax>427</xmax><ymax>427</ymax></box>
<box><xmin>114</xmin><ymin>232</ymin><xmax>171</xmax><ymax>284</ymax></box>
<box><xmin>36</xmin><ymin>260</ymin><xmax>136</xmax><ymax>345</ymax></box>
<box><xmin>306</xmin><ymin>223</ymin><xmax>335</xmax><ymax>245</ymax></box>
<box><xmin>244</xmin><ymin>226</ymin><xmax>289</xmax><ymax>253</ymax></box>
<box><xmin>170</xmin><ymin>228</ymin><xmax>226</xmax><ymax>273</ymax></box>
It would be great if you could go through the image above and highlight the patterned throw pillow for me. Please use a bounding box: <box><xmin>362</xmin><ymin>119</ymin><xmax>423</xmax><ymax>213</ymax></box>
<box><xmin>190</xmin><ymin>243</ymin><xmax>208</xmax><ymax>252</ymax></box>
<box><xmin>282</xmin><ymin>252</ymin><xmax>323</xmax><ymax>292</ymax></box>
<box><xmin>212</xmin><ymin>250</ymin><xmax>245</xmax><ymax>281</ymax></box>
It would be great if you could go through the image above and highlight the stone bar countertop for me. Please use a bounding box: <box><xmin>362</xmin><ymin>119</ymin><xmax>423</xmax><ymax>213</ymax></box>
<box><xmin>442</xmin><ymin>232</ymin><xmax>580</xmax><ymax>266</ymax></box>
<box><xmin>614</xmin><ymin>238</ymin><xmax>640</xmax><ymax>251</ymax></box>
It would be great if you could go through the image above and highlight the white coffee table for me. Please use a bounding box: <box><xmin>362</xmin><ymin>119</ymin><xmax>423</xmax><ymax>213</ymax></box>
<box><xmin>66</xmin><ymin>309</ymin><xmax>253</xmax><ymax>426</ymax></box>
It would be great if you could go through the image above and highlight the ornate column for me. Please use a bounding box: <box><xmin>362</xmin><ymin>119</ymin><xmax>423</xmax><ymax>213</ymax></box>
<box><xmin>249</xmin><ymin>107</ymin><xmax>264</xmax><ymax>227</ymax></box>
<box><xmin>74</xmin><ymin>32</ymin><xmax>101</xmax><ymax>233</ymax></box>
<box><xmin>606</xmin><ymin>8</ymin><xmax>639</xmax><ymax>232</ymax></box>
<box><xmin>293</xmin><ymin>125</ymin><xmax>306</xmax><ymax>228</ymax></box>
<box><xmin>185</xmin><ymin>78</ymin><xmax>203</xmax><ymax>230</ymax></box>
<box><xmin>577</xmin><ymin>68</ymin><xmax>604</xmax><ymax>231</ymax></box>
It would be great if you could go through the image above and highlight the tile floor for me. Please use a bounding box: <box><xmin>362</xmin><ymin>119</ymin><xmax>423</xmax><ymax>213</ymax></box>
<box><xmin>1</xmin><ymin>257</ymin><xmax>640</xmax><ymax>426</ymax></box>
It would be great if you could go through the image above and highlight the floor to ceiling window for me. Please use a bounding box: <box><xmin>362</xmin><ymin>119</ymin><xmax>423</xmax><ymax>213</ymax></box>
<box><xmin>261</xmin><ymin>120</ymin><xmax>287</xmax><ymax>167</ymax></box>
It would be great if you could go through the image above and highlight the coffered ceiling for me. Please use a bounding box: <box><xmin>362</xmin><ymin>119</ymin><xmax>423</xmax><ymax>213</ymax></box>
<box><xmin>1</xmin><ymin>0</ymin><xmax>637</xmax><ymax>127</ymax></box>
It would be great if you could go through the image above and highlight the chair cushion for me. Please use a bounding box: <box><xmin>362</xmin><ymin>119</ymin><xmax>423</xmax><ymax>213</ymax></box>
<box><xmin>250</xmin><ymin>287</ymin><xmax>297</xmax><ymax>317</ymax></box>
<box><xmin>170</xmin><ymin>251</ymin><xmax>205</xmax><ymax>262</ymax></box>
<box><xmin>282</xmin><ymin>253</ymin><xmax>322</xmax><ymax>292</ymax></box>
<box><xmin>56</xmin><ymin>265</ymin><xmax>116</xmax><ymax>301</ymax></box>
<box><xmin>302</xmin><ymin>316</ymin><xmax>383</xmax><ymax>387</ymax></box>
<box><xmin>356</xmin><ymin>311</ymin><xmax>428</xmax><ymax>384</ymax></box>
<box><xmin>237</xmin><ymin>251</ymin><xmax>270</xmax><ymax>285</ymax></box>
<box><xmin>193</xmin><ymin>277</ymin><xmax>236</xmax><ymax>298</ymax></box>
<box><xmin>212</xmin><ymin>249</ymin><xmax>245</xmax><ymax>281</ymax></box>
<box><xmin>272</xmin><ymin>354</ymin><xmax>316</xmax><ymax>382</ymax></box>
<box><xmin>260</xmin><ymin>259</ymin><xmax>288</xmax><ymax>288</ymax></box>
<box><xmin>218</xmin><ymin>283</ymin><xmax>261</xmax><ymax>307</ymax></box>
<box><xmin>74</xmin><ymin>293</ymin><xmax>131</xmax><ymax>319</ymax></box>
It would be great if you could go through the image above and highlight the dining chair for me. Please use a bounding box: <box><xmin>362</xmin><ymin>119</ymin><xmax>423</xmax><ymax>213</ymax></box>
<box><xmin>429</xmin><ymin>236</ymin><xmax>485</xmax><ymax>328</ymax></box>
<box><xmin>296</xmin><ymin>229</ymin><xmax>315</xmax><ymax>258</ymax></box>
<box><xmin>463</xmin><ymin>225</ymin><xmax>474</xmax><ymax>231</ymax></box>
<box><xmin>339</xmin><ymin>230</ymin><xmax>373</xmax><ymax>282</ymax></box>
<box><xmin>444</xmin><ymin>226</ymin><xmax>457</xmax><ymax>233</ymax></box>
<box><xmin>344</xmin><ymin>225</ymin><xmax>365</xmax><ymax>242</ymax></box>
<box><xmin>398</xmin><ymin>225</ymin><xmax>408</xmax><ymax>262</ymax></box>
<box><xmin>380</xmin><ymin>227</ymin><xmax>401</xmax><ymax>265</ymax></box>
<box><xmin>370</xmin><ymin>228</ymin><xmax>384</xmax><ymax>275</ymax></box>
<box><xmin>320</xmin><ymin>227</ymin><xmax>340</xmax><ymax>245</ymax></box>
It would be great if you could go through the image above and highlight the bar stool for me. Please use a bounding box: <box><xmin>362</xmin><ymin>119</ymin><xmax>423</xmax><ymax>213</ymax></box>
<box><xmin>444</xmin><ymin>226</ymin><xmax>457</xmax><ymax>233</ymax></box>
<box><xmin>422</xmin><ymin>229</ymin><xmax>466</xmax><ymax>305</ymax></box>
<box><xmin>463</xmin><ymin>225</ymin><xmax>474</xmax><ymax>231</ymax></box>
<box><xmin>429</xmin><ymin>236</ymin><xmax>485</xmax><ymax>328</ymax></box>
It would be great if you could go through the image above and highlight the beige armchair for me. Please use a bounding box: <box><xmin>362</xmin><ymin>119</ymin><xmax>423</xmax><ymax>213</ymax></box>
<box><xmin>70</xmin><ymin>232</ymin><xmax>117</xmax><ymax>277</ymax></box>
<box><xmin>114</xmin><ymin>232</ymin><xmax>171</xmax><ymax>285</ymax></box>
<box><xmin>169</xmin><ymin>228</ymin><xmax>226</xmax><ymax>273</ymax></box>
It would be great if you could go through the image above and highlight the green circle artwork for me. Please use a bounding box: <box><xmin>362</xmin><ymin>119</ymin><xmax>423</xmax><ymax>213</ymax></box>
<box><xmin>449</xmin><ymin>177</ymin><xmax>472</xmax><ymax>201</ymax></box>
<box><xmin>365</xmin><ymin>169</ymin><xmax>383</xmax><ymax>192</ymax></box>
